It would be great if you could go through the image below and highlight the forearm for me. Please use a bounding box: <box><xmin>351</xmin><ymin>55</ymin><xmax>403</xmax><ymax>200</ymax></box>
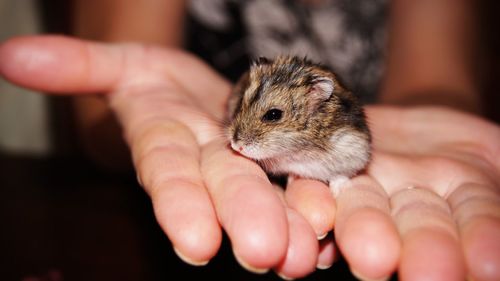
<box><xmin>72</xmin><ymin>0</ymin><xmax>186</xmax><ymax>44</ymax></box>
<box><xmin>70</xmin><ymin>0</ymin><xmax>186</xmax><ymax>170</ymax></box>
<box><xmin>381</xmin><ymin>0</ymin><xmax>481</xmax><ymax>113</ymax></box>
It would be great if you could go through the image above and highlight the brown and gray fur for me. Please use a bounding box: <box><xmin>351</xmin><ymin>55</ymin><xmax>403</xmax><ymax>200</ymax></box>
<box><xmin>226</xmin><ymin>56</ymin><xmax>371</xmax><ymax>193</ymax></box>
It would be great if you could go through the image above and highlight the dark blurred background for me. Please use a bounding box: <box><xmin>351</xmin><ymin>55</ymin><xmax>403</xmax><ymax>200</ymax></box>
<box><xmin>0</xmin><ymin>0</ymin><xmax>498</xmax><ymax>280</ymax></box>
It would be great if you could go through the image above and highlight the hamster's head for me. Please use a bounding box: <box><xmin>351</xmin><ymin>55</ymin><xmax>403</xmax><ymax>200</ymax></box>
<box><xmin>227</xmin><ymin>56</ymin><xmax>346</xmax><ymax>161</ymax></box>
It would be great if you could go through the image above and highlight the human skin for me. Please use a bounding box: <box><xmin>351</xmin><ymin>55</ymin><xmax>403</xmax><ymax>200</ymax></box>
<box><xmin>67</xmin><ymin>1</ymin><xmax>495</xmax><ymax>278</ymax></box>
<box><xmin>70</xmin><ymin>0</ymin><xmax>482</xmax><ymax>170</ymax></box>
<box><xmin>1</xmin><ymin>36</ymin><xmax>499</xmax><ymax>281</ymax></box>
<box><xmin>70</xmin><ymin>0</ymin><xmax>186</xmax><ymax>170</ymax></box>
<box><xmin>18</xmin><ymin>0</ymin><xmax>496</xmax><ymax>280</ymax></box>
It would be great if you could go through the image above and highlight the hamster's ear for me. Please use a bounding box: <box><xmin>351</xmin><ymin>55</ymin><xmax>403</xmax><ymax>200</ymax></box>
<box><xmin>253</xmin><ymin>56</ymin><xmax>273</xmax><ymax>66</ymax></box>
<box><xmin>308</xmin><ymin>77</ymin><xmax>334</xmax><ymax>110</ymax></box>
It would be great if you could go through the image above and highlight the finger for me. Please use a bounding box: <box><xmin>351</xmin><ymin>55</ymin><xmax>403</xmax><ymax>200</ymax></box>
<box><xmin>317</xmin><ymin>233</ymin><xmax>339</xmax><ymax>270</ymax></box>
<box><xmin>391</xmin><ymin>188</ymin><xmax>466</xmax><ymax>281</ymax></box>
<box><xmin>274</xmin><ymin>182</ymin><xmax>331</xmax><ymax>277</ymax></box>
<box><xmin>0</xmin><ymin>36</ymin><xmax>230</xmax><ymax>114</ymax></box>
<box><xmin>131</xmin><ymin>116</ymin><xmax>221</xmax><ymax>265</ymax></box>
<box><xmin>201</xmin><ymin>139</ymin><xmax>288</xmax><ymax>272</ymax></box>
<box><xmin>334</xmin><ymin>175</ymin><xmax>400</xmax><ymax>280</ymax></box>
<box><xmin>285</xmin><ymin>178</ymin><xmax>336</xmax><ymax>239</ymax></box>
<box><xmin>274</xmin><ymin>209</ymin><xmax>319</xmax><ymax>280</ymax></box>
<box><xmin>448</xmin><ymin>183</ymin><xmax>500</xmax><ymax>281</ymax></box>
<box><xmin>0</xmin><ymin>35</ymin><xmax>123</xmax><ymax>93</ymax></box>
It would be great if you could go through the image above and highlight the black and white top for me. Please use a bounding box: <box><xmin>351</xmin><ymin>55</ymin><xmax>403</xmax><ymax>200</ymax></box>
<box><xmin>186</xmin><ymin>0</ymin><xmax>388</xmax><ymax>104</ymax></box>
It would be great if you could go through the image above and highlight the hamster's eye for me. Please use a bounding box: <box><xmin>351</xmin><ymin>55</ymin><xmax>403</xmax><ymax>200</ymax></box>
<box><xmin>262</xmin><ymin>109</ymin><xmax>283</xmax><ymax>123</ymax></box>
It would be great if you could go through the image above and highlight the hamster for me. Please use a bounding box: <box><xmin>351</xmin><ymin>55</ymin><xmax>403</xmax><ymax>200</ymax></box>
<box><xmin>226</xmin><ymin>56</ymin><xmax>371</xmax><ymax>196</ymax></box>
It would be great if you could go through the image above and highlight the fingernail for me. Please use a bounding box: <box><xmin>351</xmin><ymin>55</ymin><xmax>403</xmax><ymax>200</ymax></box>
<box><xmin>173</xmin><ymin>247</ymin><xmax>209</xmax><ymax>266</ymax></box>
<box><xmin>136</xmin><ymin>173</ymin><xmax>143</xmax><ymax>187</ymax></box>
<box><xmin>316</xmin><ymin>262</ymin><xmax>333</xmax><ymax>270</ymax></box>
<box><xmin>277</xmin><ymin>272</ymin><xmax>295</xmax><ymax>280</ymax></box>
<box><xmin>351</xmin><ymin>270</ymin><xmax>390</xmax><ymax>281</ymax></box>
<box><xmin>234</xmin><ymin>253</ymin><xmax>269</xmax><ymax>274</ymax></box>
<box><xmin>317</xmin><ymin>232</ymin><xmax>328</xmax><ymax>240</ymax></box>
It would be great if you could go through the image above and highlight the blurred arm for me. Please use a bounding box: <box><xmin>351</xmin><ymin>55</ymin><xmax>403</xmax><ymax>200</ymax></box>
<box><xmin>70</xmin><ymin>0</ymin><xmax>186</xmax><ymax>170</ymax></box>
<box><xmin>381</xmin><ymin>0</ymin><xmax>481</xmax><ymax>113</ymax></box>
<box><xmin>72</xmin><ymin>0</ymin><xmax>186</xmax><ymax>45</ymax></box>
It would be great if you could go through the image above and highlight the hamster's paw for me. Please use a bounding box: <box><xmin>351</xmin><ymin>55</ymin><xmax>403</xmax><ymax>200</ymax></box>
<box><xmin>329</xmin><ymin>176</ymin><xmax>351</xmax><ymax>197</ymax></box>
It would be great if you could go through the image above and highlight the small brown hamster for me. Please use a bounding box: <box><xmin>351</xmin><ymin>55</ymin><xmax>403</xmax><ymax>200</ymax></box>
<box><xmin>226</xmin><ymin>56</ymin><xmax>371</xmax><ymax>196</ymax></box>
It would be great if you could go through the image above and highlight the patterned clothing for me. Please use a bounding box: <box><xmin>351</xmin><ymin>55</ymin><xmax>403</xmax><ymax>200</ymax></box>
<box><xmin>186</xmin><ymin>0</ymin><xmax>388</xmax><ymax>103</ymax></box>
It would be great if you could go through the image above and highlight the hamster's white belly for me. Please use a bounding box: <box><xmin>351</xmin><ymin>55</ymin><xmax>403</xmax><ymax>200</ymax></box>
<box><xmin>261</xmin><ymin>130</ymin><xmax>370</xmax><ymax>182</ymax></box>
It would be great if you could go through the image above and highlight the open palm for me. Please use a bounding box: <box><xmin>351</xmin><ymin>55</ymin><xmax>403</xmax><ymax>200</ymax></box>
<box><xmin>1</xmin><ymin>36</ymin><xmax>499</xmax><ymax>281</ymax></box>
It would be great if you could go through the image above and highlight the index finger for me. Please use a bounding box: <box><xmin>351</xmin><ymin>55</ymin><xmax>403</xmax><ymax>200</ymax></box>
<box><xmin>0</xmin><ymin>35</ymin><xmax>123</xmax><ymax>93</ymax></box>
<box><xmin>0</xmin><ymin>35</ymin><xmax>230</xmax><ymax>115</ymax></box>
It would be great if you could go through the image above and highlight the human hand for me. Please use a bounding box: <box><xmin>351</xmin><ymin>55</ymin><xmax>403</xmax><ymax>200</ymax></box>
<box><xmin>287</xmin><ymin>105</ymin><xmax>500</xmax><ymax>281</ymax></box>
<box><xmin>2</xmin><ymin>36</ymin><xmax>499</xmax><ymax>281</ymax></box>
<box><xmin>0</xmin><ymin>36</ymin><xmax>323</xmax><ymax>277</ymax></box>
